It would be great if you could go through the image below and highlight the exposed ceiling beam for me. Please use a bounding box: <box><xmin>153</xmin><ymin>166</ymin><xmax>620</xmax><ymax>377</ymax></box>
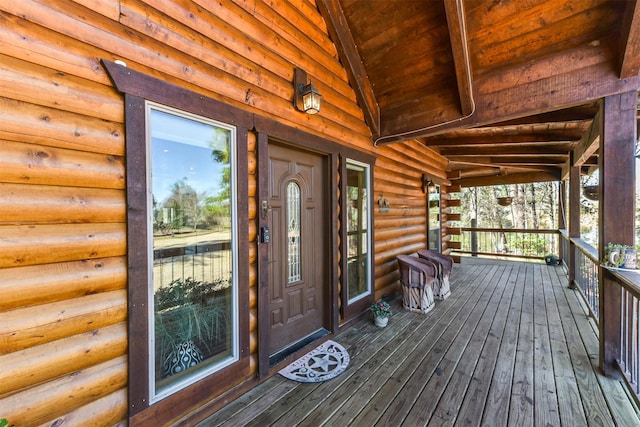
<box><xmin>317</xmin><ymin>0</ymin><xmax>380</xmax><ymax>137</ymax></box>
<box><xmin>440</xmin><ymin>142</ymin><xmax>576</xmax><ymax>156</ymax></box>
<box><xmin>619</xmin><ymin>0</ymin><xmax>640</xmax><ymax>78</ymax></box>
<box><xmin>446</xmin><ymin>155</ymin><xmax>567</xmax><ymax>165</ymax></box>
<box><xmin>443</xmin><ymin>0</ymin><xmax>474</xmax><ymax>116</ymax></box>
<box><xmin>454</xmin><ymin>171</ymin><xmax>561</xmax><ymax>187</ymax></box>
<box><xmin>485</xmin><ymin>104</ymin><xmax>599</xmax><ymax>126</ymax></box>
<box><xmin>377</xmin><ymin>40</ymin><xmax>640</xmax><ymax>144</ymax></box>
<box><xmin>572</xmin><ymin>104</ymin><xmax>602</xmax><ymax>167</ymax></box>
<box><xmin>422</xmin><ymin>132</ymin><xmax>583</xmax><ymax>146</ymax></box>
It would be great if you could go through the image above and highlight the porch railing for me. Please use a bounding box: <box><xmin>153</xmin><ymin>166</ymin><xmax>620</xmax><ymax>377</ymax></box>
<box><xmin>559</xmin><ymin>232</ymin><xmax>640</xmax><ymax>403</ymax></box>
<box><xmin>455</xmin><ymin>227</ymin><xmax>559</xmax><ymax>260</ymax></box>
<box><xmin>572</xmin><ymin>237</ymin><xmax>600</xmax><ymax>321</ymax></box>
<box><xmin>607</xmin><ymin>268</ymin><xmax>640</xmax><ymax>398</ymax></box>
<box><xmin>153</xmin><ymin>241</ymin><xmax>232</xmax><ymax>288</ymax></box>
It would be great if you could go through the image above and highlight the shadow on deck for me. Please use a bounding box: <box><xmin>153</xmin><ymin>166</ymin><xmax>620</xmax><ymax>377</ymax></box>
<box><xmin>198</xmin><ymin>258</ymin><xmax>640</xmax><ymax>426</ymax></box>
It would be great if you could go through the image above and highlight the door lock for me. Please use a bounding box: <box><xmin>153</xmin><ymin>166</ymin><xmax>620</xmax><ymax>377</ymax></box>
<box><xmin>261</xmin><ymin>200</ymin><xmax>271</xmax><ymax>219</ymax></box>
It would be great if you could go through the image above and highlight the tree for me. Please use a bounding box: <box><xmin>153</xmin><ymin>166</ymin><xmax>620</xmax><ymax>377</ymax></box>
<box><xmin>164</xmin><ymin>178</ymin><xmax>207</xmax><ymax>232</ymax></box>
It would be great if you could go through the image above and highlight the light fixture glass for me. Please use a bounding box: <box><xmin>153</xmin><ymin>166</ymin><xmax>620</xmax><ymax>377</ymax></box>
<box><xmin>301</xmin><ymin>81</ymin><xmax>322</xmax><ymax>114</ymax></box>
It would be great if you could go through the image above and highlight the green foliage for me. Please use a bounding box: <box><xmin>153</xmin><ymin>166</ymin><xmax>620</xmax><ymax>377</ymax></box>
<box><xmin>0</xmin><ymin>419</ymin><xmax>8</xmax><ymax>427</ymax></box>
<box><xmin>461</xmin><ymin>183</ymin><xmax>558</xmax><ymax>229</ymax></box>
<box><xmin>370</xmin><ymin>300</ymin><xmax>392</xmax><ymax>318</ymax></box>
<box><xmin>602</xmin><ymin>243</ymin><xmax>630</xmax><ymax>268</ymax></box>
<box><xmin>155</xmin><ymin>277</ymin><xmax>230</xmax><ymax>311</ymax></box>
<box><xmin>154</xmin><ymin>278</ymin><xmax>231</xmax><ymax>374</ymax></box>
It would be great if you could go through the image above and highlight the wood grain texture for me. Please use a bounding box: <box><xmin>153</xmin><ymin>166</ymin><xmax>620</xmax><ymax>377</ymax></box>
<box><xmin>0</xmin><ymin>97</ymin><xmax>124</xmax><ymax>155</ymax></box>
<box><xmin>0</xmin><ymin>322</ymin><xmax>127</xmax><ymax>396</ymax></box>
<box><xmin>0</xmin><ymin>183</ymin><xmax>125</xmax><ymax>224</ymax></box>
<box><xmin>0</xmin><ymin>257</ymin><xmax>126</xmax><ymax>311</ymax></box>
<box><xmin>0</xmin><ymin>290</ymin><xmax>127</xmax><ymax>354</ymax></box>
<box><xmin>200</xmin><ymin>259</ymin><xmax>640</xmax><ymax>426</ymax></box>
<box><xmin>0</xmin><ymin>0</ymin><xmax>455</xmax><ymax>424</ymax></box>
<box><xmin>0</xmin><ymin>356</ymin><xmax>127</xmax><ymax>426</ymax></box>
<box><xmin>0</xmin><ymin>223</ymin><xmax>126</xmax><ymax>268</ymax></box>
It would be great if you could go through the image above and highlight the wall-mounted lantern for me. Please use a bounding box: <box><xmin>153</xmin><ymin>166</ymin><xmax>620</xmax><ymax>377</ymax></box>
<box><xmin>421</xmin><ymin>173</ymin><xmax>437</xmax><ymax>194</ymax></box>
<box><xmin>293</xmin><ymin>68</ymin><xmax>322</xmax><ymax>114</ymax></box>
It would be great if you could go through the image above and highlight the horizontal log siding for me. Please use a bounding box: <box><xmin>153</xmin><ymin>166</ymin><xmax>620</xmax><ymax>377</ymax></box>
<box><xmin>0</xmin><ymin>0</ymin><xmax>449</xmax><ymax>424</ymax></box>
<box><xmin>373</xmin><ymin>142</ymin><xmax>448</xmax><ymax>299</ymax></box>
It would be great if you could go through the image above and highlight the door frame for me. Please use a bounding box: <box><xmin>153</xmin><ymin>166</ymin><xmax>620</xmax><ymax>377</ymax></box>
<box><xmin>263</xmin><ymin>140</ymin><xmax>331</xmax><ymax>361</ymax></box>
<box><xmin>256</xmin><ymin>131</ymin><xmax>339</xmax><ymax>377</ymax></box>
<box><xmin>254</xmin><ymin>117</ymin><xmax>376</xmax><ymax>378</ymax></box>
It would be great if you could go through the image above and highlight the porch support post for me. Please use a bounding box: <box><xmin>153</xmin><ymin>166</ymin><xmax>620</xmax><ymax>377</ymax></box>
<box><xmin>558</xmin><ymin>180</ymin><xmax>566</xmax><ymax>265</ymax></box>
<box><xmin>558</xmin><ymin>180</ymin><xmax>566</xmax><ymax>231</ymax></box>
<box><xmin>598</xmin><ymin>91</ymin><xmax>637</xmax><ymax>377</ymax></box>
<box><xmin>568</xmin><ymin>162</ymin><xmax>581</xmax><ymax>289</ymax></box>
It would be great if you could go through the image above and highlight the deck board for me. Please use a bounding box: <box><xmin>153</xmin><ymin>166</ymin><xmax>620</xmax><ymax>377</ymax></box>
<box><xmin>543</xmin><ymin>263</ymin><xmax>588</xmax><ymax>426</ymax></box>
<box><xmin>197</xmin><ymin>259</ymin><xmax>639</xmax><ymax>427</ymax></box>
<box><xmin>509</xmin><ymin>263</ymin><xmax>535</xmax><ymax>426</ymax></box>
<box><xmin>479</xmin><ymin>263</ymin><xmax>525</xmax><ymax>427</ymax></box>
<box><xmin>453</xmin><ymin>263</ymin><xmax>519</xmax><ymax>427</ymax></box>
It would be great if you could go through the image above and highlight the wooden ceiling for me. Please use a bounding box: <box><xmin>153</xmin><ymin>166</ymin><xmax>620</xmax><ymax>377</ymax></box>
<box><xmin>318</xmin><ymin>0</ymin><xmax>640</xmax><ymax>186</ymax></box>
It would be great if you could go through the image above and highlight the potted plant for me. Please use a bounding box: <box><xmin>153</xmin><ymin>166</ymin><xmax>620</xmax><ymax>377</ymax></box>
<box><xmin>370</xmin><ymin>299</ymin><xmax>392</xmax><ymax>327</ymax></box>
<box><xmin>544</xmin><ymin>254</ymin><xmax>560</xmax><ymax>265</ymax></box>
<box><xmin>496</xmin><ymin>196</ymin><xmax>512</xmax><ymax>206</ymax></box>
<box><xmin>603</xmin><ymin>243</ymin><xmax>627</xmax><ymax>268</ymax></box>
<box><xmin>154</xmin><ymin>277</ymin><xmax>230</xmax><ymax>378</ymax></box>
<box><xmin>602</xmin><ymin>243</ymin><xmax>639</xmax><ymax>269</ymax></box>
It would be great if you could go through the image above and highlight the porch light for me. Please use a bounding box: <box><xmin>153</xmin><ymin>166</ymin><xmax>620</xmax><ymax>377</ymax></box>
<box><xmin>421</xmin><ymin>173</ymin><xmax>436</xmax><ymax>193</ymax></box>
<box><xmin>294</xmin><ymin>68</ymin><xmax>322</xmax><ymax>114</ymax></box>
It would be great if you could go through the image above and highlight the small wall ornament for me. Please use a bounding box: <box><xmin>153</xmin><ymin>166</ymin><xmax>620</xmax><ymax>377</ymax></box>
<box><xmin>378</xmin><ymin>194</ymin><xmax>390</xmax><ymax>213</ymax></box>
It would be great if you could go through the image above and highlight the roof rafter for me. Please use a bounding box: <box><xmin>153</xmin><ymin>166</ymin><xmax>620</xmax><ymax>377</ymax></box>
<box><xmin>317</xmin><ymin>0</ymin><xmax>380</xmax><ymax>137</ymax></box>
<box><xmin>619</xmin><ymin>0</ymin><xmax>640</xmax><ymax>78</ymax></box>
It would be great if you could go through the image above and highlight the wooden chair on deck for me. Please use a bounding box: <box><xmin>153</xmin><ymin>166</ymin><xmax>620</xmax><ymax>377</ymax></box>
<box><xmin>397</xmin><ymin>255</ymin><xmax>438</xmax><ymax>314</ymax></box>
<box><xmin>417</xmin><ymin>250</ymin><xmax>453</xmax><ymax>300</ymax></box>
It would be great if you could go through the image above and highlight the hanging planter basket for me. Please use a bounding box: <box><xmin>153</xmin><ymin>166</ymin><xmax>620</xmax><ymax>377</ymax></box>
<box><xmin>496</xmin><ymin>196</ymin><xmax>512</xmax><ymax>206</ymax></box>
<box><xmin>583</xmin><ymin>185</ymin><xmax>599</xmax><ymax>201</ymax></box>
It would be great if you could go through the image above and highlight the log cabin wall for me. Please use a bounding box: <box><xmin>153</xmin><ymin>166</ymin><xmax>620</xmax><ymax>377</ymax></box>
<box><xmin>0</xmin><ymin>0</ymin><xmax>448</xmax><ymax>424</ymax></box>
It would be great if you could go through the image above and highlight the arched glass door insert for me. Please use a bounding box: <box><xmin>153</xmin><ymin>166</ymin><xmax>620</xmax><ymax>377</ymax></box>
<box><xmin>287</xmin><ymin>182</ymin><xmax>302</xmax><ymax>283</ymax></box>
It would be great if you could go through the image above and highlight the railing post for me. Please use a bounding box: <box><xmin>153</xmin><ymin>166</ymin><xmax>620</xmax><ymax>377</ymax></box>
<box><xmin>568</xmin><ymin>163</ymin><xmax>581</xmax><ymax>289</ymax></box>
<box><xmin>558</xmin><ymin>180</ymin><xmax>566</xmax><ymax>263</ymax></box>
<box><xmin>598</xmin><ymin>92</ymin><xmax>637</xmax><ymax>377</ymax></box>
<box><xmin>470</xmin><ymin>218</ymin><xmax>478</xmax><ymax>257</ymax></box>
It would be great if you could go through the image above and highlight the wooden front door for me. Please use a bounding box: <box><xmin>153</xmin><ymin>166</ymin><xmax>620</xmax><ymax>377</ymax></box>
<box><xmin>267</xmin><ymin>143</ymin><xmax>327</xmax><ymax>355</ymax></box>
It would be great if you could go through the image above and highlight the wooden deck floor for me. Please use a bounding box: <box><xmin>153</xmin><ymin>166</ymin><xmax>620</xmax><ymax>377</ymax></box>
<box><xmin>198</xmin><ymin>258</ymin><xmax>640</xmax><ymax>426</ymax></box>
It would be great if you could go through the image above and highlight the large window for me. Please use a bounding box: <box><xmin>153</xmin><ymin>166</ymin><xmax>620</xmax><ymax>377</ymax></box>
<box><xmin>346</xmin><ymin>160</ymin><xmax>371</xmax><ymax>303</ymax></box>
<box><xmin>147</xmin><ymin>103</ymin><xmax>239</xmax><ymax>402</ymax></box>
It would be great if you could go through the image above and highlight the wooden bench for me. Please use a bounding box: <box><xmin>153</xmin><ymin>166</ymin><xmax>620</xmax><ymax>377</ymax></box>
<box><xmin>397</xmin><ymin>255</ymin><xmax>438</xmax><ymax>314</ymax></box>
<box><xmin>417</xmin><ymin>250</ymin><xmax>453</xmax><ymax>300</ymax></box>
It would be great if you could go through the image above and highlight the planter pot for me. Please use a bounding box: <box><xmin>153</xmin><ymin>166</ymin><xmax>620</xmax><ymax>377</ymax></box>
<box><xmin>545</xmin><ymin>255</ymin><xmax>560</xmax><ymax>265</ymax></box>
<box><xmin>162</xmin><ymin>340</ymin><xmax>203</xmax><ymax>376</ymax></box>
<box><xmin>623</xmin><ymin>248</ymin><xmax>638</xmax><ymax>269</ymax></box>
<box><xmin>496</xmin><ymin>197</ymin><xmax>512</xmax><ymax>206</ymax></box>
<box><xmin>374</xmin><ymin>316</ymin><xmax>389</xmax><ymax>327</ymax></box>
<box><xmin>583</xmin><ymin>185</ymin><xmax>598</xmax><ymax>201</ymax></box>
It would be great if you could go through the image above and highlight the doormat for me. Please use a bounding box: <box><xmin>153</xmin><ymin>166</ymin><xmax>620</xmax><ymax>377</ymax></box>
<box><xmin>279</xmin><ymin>340</ymin><xmax>350</xmax><ymax>383</ymax></box>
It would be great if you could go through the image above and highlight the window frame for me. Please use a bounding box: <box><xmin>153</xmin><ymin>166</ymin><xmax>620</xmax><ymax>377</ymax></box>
<box><xmin>428</xmin><ymin>184</ymin><xmax>442</xmax><ymax>252</ymax></box>
<box><xmin>145</xmin><ymin>102</ymin><xmax>240</xmax><ymax>403</ymax></box>
<box><xmin>104</xmin><ymin>60</ymin><xmax>252</xmax><ymax>422</ymax></box>
<box><xmin>344</xmin><ymin>159</ymin><xmax>372</xmax><ymax>305</ymax></box>
<box><xmin>339</xmin><ymin>156</ymin><xmax>375</xmax><ymax>320</ymax></box>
